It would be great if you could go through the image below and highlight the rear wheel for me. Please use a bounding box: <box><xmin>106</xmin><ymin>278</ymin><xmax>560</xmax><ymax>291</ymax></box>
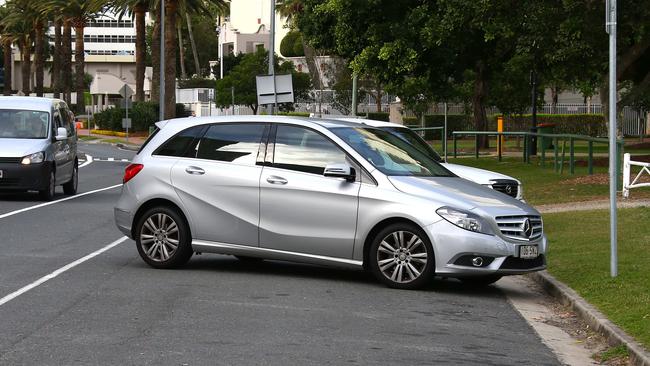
<box><xmin>39</xmin><ymin>170</ymin><xmax>55</xmax><ymax>201</ymax></box>
<box><xmin>135</xmin><ymin>207</ymin><xmax>193</xmax><ymax>269</ymax></box>
<box><xmin>63</xmin><ymin>164</ymin><xmax>78</xmax><ymax>195</ymax></box>
<box><xmin>368</xmin><ymin>223</ymin><xmax>435</xmax><ymax>290</ymax></box>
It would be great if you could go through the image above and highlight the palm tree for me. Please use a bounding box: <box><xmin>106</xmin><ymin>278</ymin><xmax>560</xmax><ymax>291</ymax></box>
<box><xmin>42</xmin><ymin>1</ymin><xmax>102</xmax><ymax>113</ymax></box>
<box><xmin>1</xmin><ymin>0</ymin><xmax>34</xmax><ymax>95</ymax></box>
<box><xmin>0</xmin><ymin>6</ymin><xmax>14</xmax><ymax>96</ymax></box>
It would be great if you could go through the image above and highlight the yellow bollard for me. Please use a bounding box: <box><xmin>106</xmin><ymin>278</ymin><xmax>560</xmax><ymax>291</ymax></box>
<box><xmin>497</xmin><ymin>116</ymin><xmax>504</xmax><ymax>157</ymax></box>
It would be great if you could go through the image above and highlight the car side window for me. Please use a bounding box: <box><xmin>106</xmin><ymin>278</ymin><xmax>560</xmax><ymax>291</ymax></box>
<box><xmin>53</xmin><ymin>113</ymin><xmax>63</xmax><ymax>136</ymax></box>
<box><xmin>58</xmin><ymin>107</ymin><xmax>72</xmax><ymax>137</ymax></box>
<box><xmin>155</xmin><ymin>125</ymin><xmax>206</xmax><ymax>157</ymax></box>
<box><xmin>195</xmin><ymin>123</ymin><xmax>266</xmax><ymax>165</ymax></box>
<box><xmin>273</xmin><ymin>125</ymin><xmax>348</xmax><ymax>175</ymax></box>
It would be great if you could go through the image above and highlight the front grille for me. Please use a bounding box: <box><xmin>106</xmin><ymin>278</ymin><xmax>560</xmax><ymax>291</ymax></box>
<box><xmin>491</xmin><ymin>179</ymin><xmax>519</xmax><ymax>198</ymax></box>
<box><xmin>495</xmin><ymin>215</ymin><xmax>543</xmax><ymax>241</ymax></box>
<box><xmin>0</xmin><ymin>178</ymin><xmax>20</xmax><ymax>187</ymax></box>
<box><xmin>500</xmin><ymin>255</ymin><xmax>546</xmax><ymax>270</ymax></box>
<box><xmin>0</xmin><ymin>157</ymin><xmax>21</xmax><ymax>164</ymax></box>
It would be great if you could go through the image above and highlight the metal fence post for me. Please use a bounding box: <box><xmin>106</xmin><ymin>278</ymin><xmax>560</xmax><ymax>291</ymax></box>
<box><xmin>498</xmin><ymin>132</ymin><xmax>502</xmax><ymax>162</ymax></box>
<box><xmin>453</xmin><ymin>134</ymin><xmax>457</xmax><ymax>158</ymax></box>
<box><xmin>523</xmin><ymin>136</ymin><xmax>528</xmax><ymax>163</ymax></box>
<box><xmin>570</xmin><ymin>137</ymin><xmax>575</xmax><ymax>174</ymax></box>
<box><xmin>554</xmin><ymin>138</ymin><xmax>559</xmax><ymax>172</ymax></box>
<box><xmin>540</xmin><ymin>134</ymin><xmax>546</xmax><ymax>167</ymax></box>
<box><xmin>617</xmin><ymin>140</ymin><xmax>623</xmax><ymax>191</ymax></box>
<box><xmin>587</xmin><ymin>141</ymin><xmax>594</xmax><ymax>175</ymax></box>
<box><xmin>475</xmin><ymin>135</ymin><xmax>479</xmax><ymax>159</ymax></box>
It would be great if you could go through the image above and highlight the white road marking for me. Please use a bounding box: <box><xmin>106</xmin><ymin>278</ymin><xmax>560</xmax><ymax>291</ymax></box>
<box><xmin>0</xmin><ymin>184</ymin><xmax>122</xmax><ymax>220</ymax></box>
<box><xmin>78</xmin><ymin>154</ymin><xmax>93</xmax><ymax>168</ymax></box>
<box><xmin>0</xmin><ymin>236</ymin><xmax>129</xmax><ymax>307</ymax></box>
<box><xmin>107</xmin><ymin>158</ymin><xmax>114</xmax><ymax>161</ymax></box>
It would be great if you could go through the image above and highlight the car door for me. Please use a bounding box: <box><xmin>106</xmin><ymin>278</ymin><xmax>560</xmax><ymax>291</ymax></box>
<box><xmin>169</xmin><ymin>122</ymin><xmax>268</xmax><ymax>246</ymax></box>
<box><xmin>51</xmin><ymin>111</ymin><xmax>71</xmax><ymax>184</ymax></box>
<box><xmin>259</xmin><ymin>124</ymin><xmax>361</xmax><ymax>259</ymax></box>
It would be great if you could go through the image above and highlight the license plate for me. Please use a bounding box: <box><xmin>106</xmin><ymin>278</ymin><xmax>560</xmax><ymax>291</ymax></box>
<box><xmin>519</xmin><ymin>245</ymin><xmax>538</xmax><ymax>259</ymax></box>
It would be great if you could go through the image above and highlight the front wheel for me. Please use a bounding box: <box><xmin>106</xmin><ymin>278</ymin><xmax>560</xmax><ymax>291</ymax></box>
<box><xmin>63</xmin><ymin>164</ymin><xmax>78</xmax><ymax>195</ymax></box>
<box><xmin>39</xmin><ymin>170</ymin><xmax>55</xmax><ymax>201</ymax></box>
<box><xmin>368</xmin><ymin>223</ymin><xmax>435</xmax><ymax>290</ymax></box>
<box><xmin>135</xmin><ymin>207</ymin><xmax>193</xmax><ymax>269</ymax></box>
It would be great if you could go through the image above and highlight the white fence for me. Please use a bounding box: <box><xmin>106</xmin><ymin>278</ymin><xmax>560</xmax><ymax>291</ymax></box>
<box><xmin>622</xmin><ymin>153</ymin><xmax>650</xmax><ymax>198</ymax></box>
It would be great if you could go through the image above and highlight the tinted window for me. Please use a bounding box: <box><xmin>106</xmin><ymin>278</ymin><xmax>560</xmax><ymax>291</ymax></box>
<box><xmin>155</xmin><ymin>125</ymin><xmax>205</xmax><ymax>157</ymax></box>
<box><xmin>273</xmin><ymin>125</ymin><xmax>347</xmax><ymax>175</ymax></box>
<box><xmin>195</xmin><ymin>123</ymin><xmax>265</xmax><ymax>165</ymax></box>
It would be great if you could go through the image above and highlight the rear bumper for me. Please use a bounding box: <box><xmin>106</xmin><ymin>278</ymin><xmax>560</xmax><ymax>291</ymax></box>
<box><xmin>114</xmin><ymin>207</ymin><xmax>133</xmax><ymax>239</ymax></box>
<box><xmin>0</xmin><ymin>162</ymin><xmax>50</xmax><ymax>191</ymax></box>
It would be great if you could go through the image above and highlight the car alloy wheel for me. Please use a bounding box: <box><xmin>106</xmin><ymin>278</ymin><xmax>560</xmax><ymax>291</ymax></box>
<box><xmin>369</xmin><ymin>223</ymin><xmax>434</xmax><ymax>289</ymax></box>
<box><xmin>136</xmin><ymin>207</ymin><xmax>193</xmax><ymax>268</ymax></box>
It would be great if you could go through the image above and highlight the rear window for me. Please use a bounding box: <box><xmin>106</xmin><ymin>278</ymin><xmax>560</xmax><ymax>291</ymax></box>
<box><xmin>137</xmin><ymin>127</ymin><xmax>160</xmax><ymax>154</ymax></box>
<box><xmin>153</xmin><ymin>125</ymin><xmax>206</xmax><ymax>157</ymax></box>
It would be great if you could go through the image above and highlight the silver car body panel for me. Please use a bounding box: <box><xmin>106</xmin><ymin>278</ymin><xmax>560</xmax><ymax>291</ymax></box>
<box><xmin>115</xmin><ymin>115</ymin><xmax>546</xmax><ymax>278</ymax></box>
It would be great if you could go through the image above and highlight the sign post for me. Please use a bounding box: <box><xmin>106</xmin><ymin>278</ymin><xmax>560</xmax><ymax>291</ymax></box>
<box><xmin>606</xmin><ymin>0</ymin><xmax>618</xmax><ymax>277</ymax></box>
<box><xmin>120</xmin><ymin>84</ymin><xmax>134</xmax><ymax>143</ymax></box>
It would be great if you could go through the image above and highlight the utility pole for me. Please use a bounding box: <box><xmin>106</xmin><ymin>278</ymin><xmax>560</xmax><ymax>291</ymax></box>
<box><xmin>606</xmin><ymin>0</ymin><xmax>618</xmax><ymax>277</ymax></box>
<box><xmin>268</xmin><ymin>0</ymin><xmax>276</xmax><ymax>115</ymax></box>
<box><xmin>159</xmin><ymin>0</ymin><xmax>165</xmax><ymax>121</ymax></box>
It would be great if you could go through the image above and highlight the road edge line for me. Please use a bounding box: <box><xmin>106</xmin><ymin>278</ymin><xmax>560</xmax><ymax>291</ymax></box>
<box><xmin>0</xmin><ymin>236</ymin><xmax>129</xmax><ymax>307</ymax></box>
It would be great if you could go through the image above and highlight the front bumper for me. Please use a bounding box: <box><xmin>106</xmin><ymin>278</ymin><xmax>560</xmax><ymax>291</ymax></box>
<box><xmin>0</xmin><ymin>162</ymin><xmax>50</xmax><ymax>191</ymax></box>
<box><xmin>425</xmin><ymin>219</ymin><xmax>547</xmax><ymax>277</ymax></box>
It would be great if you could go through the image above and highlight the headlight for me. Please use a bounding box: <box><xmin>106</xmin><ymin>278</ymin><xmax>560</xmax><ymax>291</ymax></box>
<box><xmin>21</xmin><ymin>152</ymin><xmax>44</xmax><ymax>165</ymax></box>
<box><xmin>436</xmin><ymin>206</ymin><xmax>493</xmax><ymax>235</ymax></box>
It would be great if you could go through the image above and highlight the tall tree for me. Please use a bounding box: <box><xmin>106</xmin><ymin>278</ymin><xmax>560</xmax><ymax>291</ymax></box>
<box><xmin>0</xmin><ymin>5</ymin><xmax>14</xmax><ymax>96</ymax></box>
<box><xmin>43</xmin><ymin>0</ymin><xmax>102</xmax><ymax>113</ymax></box>
<box><xmin>1</xmin><ymin>0</ymin><xmax>34</xmax><ymax>95</ymax></box>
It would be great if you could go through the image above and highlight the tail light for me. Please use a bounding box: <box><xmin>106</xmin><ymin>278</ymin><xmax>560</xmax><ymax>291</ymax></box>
<box><xmin>123</xmin><ymin>164</ymin><xmax>144</xmax><ymax>184</ymax></box>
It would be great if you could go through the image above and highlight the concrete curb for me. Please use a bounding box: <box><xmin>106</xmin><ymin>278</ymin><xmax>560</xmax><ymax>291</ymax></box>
<box><xmin>116</xmin><ymin>143</ymin><xmax>140</xmax><ymax>152</ymax></box>
<box><xmin>529</xmin><ymin>271</ymin><xmax>650</xmax><ymax>366</ymax></box>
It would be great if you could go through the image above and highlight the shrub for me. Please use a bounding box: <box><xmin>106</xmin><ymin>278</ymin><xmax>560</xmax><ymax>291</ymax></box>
<box><xmin>366</xmin><ymin>112</ymin><xmax>390</xmax><ymax>121</ymax></box>
<box><xmin>93</xmin><ymin>103</ymin><xmax>190</xmax><ymax>132</ymax></box>
<box><xmin>277</xmin><ymin>111</ymin><xmax>311</xmax><ymax>117</ymax></box>
<box><xmin>280</xmin><ymin>31</ymin><xmax>305</xmax><ymax>57</ymax></box>
<box><xmin>488</xmin><ymin>114</ymin><xmax>606</xmax><ymax>137</ymax></box>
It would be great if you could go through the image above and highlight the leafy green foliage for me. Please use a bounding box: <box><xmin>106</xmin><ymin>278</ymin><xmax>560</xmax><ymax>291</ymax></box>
<box><xmin>280</xmin><ymin>31</ymin><xmax>305</xmax><ymax>57</ymax></box>
<box><xmin>93</xmin><ymin>102</ymin><xmax>188</xmax><ymax>131</ymax></box>
<box><xmin>366</xmin><ymin>112</ymin><xmax>389</xmax><ymax>121</ymax></box>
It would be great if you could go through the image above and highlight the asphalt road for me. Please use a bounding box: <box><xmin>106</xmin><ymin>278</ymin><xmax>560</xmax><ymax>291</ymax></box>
<box><xmin>0</xmin><ymin>143</ymin><xmax>561</xmax><ymax>365</ymax></box>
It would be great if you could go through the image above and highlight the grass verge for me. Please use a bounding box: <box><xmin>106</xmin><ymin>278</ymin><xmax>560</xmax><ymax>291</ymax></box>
<box><xmin>544</xmin><ymin>207</ymin><xmax>650</xmax><ymax>349</ymax></box>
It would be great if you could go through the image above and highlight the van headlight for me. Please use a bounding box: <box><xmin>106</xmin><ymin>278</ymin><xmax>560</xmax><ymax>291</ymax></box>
<box><xmin>436</xmin><ymin>206</ymin><xmax>493</xmax><ymax>235</ymax></box>
<box><xmin>21</xmin><ymin>152</ymin><xmax>44</xmax><ymax>165</ymax></box>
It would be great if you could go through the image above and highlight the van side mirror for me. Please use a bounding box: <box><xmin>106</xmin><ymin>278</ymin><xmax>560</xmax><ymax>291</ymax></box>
<box><xmin>55</xmin><ymin>127</ymin><xmax>67</xmax><ymax>141</ymax></box>
<box><xmin>323</xmin><ymin>163</ymin><xmax>356</xmax><ymax>182</ymax></box>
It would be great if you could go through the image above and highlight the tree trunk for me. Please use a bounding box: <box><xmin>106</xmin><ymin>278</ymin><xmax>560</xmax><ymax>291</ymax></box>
<box><xmin>163</xmin><ymin>0</ymin><xmax>178</xmax><ymax>119</ymax></box>
<box><xmin>550</xmin><ymin>85</ymin><xmax>559</xmax><ymax>114</ymax></box>
<box><xmin>2</xmin><ymin>41</ymin><xmax>12</xmax><ymax>95</ymax></box>
<box><xmin>34</xmin><ymin>21</ymin><xmax>45</xmax><ymax>97</ymax></box>
<box><xmin>251</xmin><ymin>104</ymin><xmax>258</xmax><ymax>115</ymax></box>
<box><xmin>19</xmin><ymin>38</ymin><xmax>31</xmax><ymax>95</ymax></box>
<box><xmin>472</xmin><ymin>61</ymin><xmax>489</xmax><ymax>148</ymax></box>
<box><xmin>134</xmin><ymin>5</ymin><xmax>147</xmax><ymax>102</ymax></box>
<box><xmin>301</xmin><ymin>41</ymin><xmax>321</xmax><ymax>89</ymax></box>
<box><xmin>74</xmin><ymin>22</ymin><xmax>85</xmax><ymax>114</ymax></box>
<box><xmin>151</xmin><ymin>6</ymin><xmax>160</xmax><ymax>104</ymax></box>
<box><xmin>178</xmin><ymin>26</ymin><xmax>187</xmax><ymax>79</ymax></box>
<box><xmin>375</xmin><ymin>82</ymin><xmax>382</xmax><ymax>112</ymax></box>
<box><xmin>63</xmin><ymin>20</ymin><xmax>72</xmax><ymax>103</ymax></box>
<box><xmin>186</xmin><ymin>13</ymin><xmax>200</xmax><ymax>77</ymax></box>
<box><xmin>52</xmin><ymin>20</ymin><xmax>62</xmax><ymax>99</ymax></box>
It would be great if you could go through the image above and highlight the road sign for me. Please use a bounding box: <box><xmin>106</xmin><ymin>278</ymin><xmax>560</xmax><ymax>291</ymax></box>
<box><xmin>121</xmin><ymin>99</ymin><xmax>133</xmax><ymax>109</ymax></box>
<box><xmin>119</xmin><ymin>84</ymin><xmax>134</xmax><ymax>99</ymax></box>
<box><xmin>256</xmin><ymin>74</ymin><xmax>294</xmax><ymax>105</ymax></box>
<box><xmin>122</xmin><ymin>118</ymin><xmax>132</xmax><ymax>129</ymax></box>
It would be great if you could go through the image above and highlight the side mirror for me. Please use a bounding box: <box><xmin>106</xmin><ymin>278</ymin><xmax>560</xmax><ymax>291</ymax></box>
<box><xmin>323</xmin><ymin>163</ymin><xmax>356</xmax><ymax>182</ymax></box>
<box><xmin>55</xmin><ymin>127</ymin><xmax>67</xmax><ymax>141</ymax></box>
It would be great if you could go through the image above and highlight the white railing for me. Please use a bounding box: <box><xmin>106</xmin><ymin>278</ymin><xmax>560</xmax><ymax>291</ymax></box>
<box><xmin>622</xmin><ymin>153</ymin><xmax>650</xmax><ymax>198</ymax></box>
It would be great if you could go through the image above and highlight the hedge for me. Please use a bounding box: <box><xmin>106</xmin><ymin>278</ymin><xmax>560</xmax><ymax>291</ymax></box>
<box><xmin>93</xmin><ymin>102</ymin><xmax>190</xmax><ymax>132</ymax></box>
<box><xmin>366</xmin><ymin>112</ymin><xmax>390</xmax><ymax>121</ymax></box>
<box><xmin>277</xmin><ymin>111</ymin><xmax>311</xmax><ymax>117</ymax></box>
<box><xmin>488</xmin><ymin>114</ymin><xmax>606</xmax><ymax>137</ymax></box>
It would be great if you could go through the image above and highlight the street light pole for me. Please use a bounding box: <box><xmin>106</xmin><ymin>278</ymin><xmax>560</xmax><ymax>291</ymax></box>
<box><xmin>268</xmin><ymin>0</ymin><xmax>276</xmax><ymax>115</ymax></box>
<box><xmin>159</xmin><ymin>0</ymin><xmax>165</xmax><ymax>121</ymax></box>
<box><xmin>606</xmin><ymin>0</ymin><xmax>618</xmax><ymax>277</ymax></box>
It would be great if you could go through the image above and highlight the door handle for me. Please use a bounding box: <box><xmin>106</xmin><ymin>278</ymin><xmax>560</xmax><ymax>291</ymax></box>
<box><xmin>266</xmin><ymin>175</ymin><xmax>288</xmax><ymax>185</ymax></box>
<box><xmin>185</xmin><ymin>166</ymin><xmax>205</xmax><ymax>175</ymax></box>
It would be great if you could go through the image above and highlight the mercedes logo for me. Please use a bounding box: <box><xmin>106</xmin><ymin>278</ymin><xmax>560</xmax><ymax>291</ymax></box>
<box><xmin>505</xmin><ymin>185</ymin><xmax>513</xmax><ymax>194</ymax></box>
<box><xmin>522</xmin><ymin>218</ymin><xmax>533</xmax><ymax>238</ymax></box>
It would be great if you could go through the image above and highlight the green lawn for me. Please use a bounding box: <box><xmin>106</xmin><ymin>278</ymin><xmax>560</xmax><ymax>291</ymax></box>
<box><xmin>544</xmin><ymin>208</ymin><xmax>650</xmax><ymax>349</ymax></box>
<box><xmin>446</xmin><ymin>156</ymin><xmax>650</xmax><ymax>205</ymax></box>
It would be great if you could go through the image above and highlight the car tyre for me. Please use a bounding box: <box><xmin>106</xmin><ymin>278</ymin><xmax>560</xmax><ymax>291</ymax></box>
<box><xmin>63</xmin><ymin>164</ymin><xmax>78</xmax><ymax>195</ymax></box>
<box><xmin>369</xmin><ymin>223</ymin><xmax>435</xmax><ymax>290</ymax></box>
<box><xmin>135</xmin><ymin>206</ymin><xmax>193</xmax><ymax>269</ymax></box>
<box><xmin>39</xmin><ymin>170</ymin><xmax>56</xmax><ymax>201</ymax></box>
<box><xmin>460</xmin><ymin>275</ymin><xmax>502</xmax><ymax>287</ymax></box>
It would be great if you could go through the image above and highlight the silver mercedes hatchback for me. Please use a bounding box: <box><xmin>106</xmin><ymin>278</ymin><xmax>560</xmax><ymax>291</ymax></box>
<box><xmin>114</xmin><ymin>116</ymin><xmax>546</xmax><ymax>289</ymax></box>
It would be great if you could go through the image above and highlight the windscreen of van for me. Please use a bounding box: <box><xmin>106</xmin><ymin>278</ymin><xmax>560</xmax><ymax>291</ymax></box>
<box><xmin>0</xmin><ymin>109</ymin><xmax>50</xmax><ymax>139</ymax></box>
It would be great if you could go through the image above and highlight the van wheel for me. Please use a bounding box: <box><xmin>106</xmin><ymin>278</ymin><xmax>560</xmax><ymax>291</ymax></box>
<box><xmin>368</xmin><ymin>223</ymin><xmax>435</xmax><ymax>290</ymax></box>
<box><xmin>135</xmin><ymin>206</ymin><xmax>193</xmax><ymax>269</ymax></box>
<box><xmin>63</xmin><ymin>164</ymin><xmax>78</xmax><ymax>195</ymax></box>
<box><xmin>39</xmin><ymin>171</ymin><xmax>56</xmax><ymax>201</ymax></box>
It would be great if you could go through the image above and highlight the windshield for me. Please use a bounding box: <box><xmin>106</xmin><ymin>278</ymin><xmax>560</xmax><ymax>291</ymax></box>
<box><xmin>331</xmin><ymin>127</ymin><xmax>454</xmax><ymax>177</ymax></box>
<box><xmin>0</xmin><ymin>109</ymin><xmax>50</xmax><ymax>139</ymax></box>
<box><xmin>382</xmin><ymin>127</ymin><xmax>443</xmax><ymax>162</ymax></box>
